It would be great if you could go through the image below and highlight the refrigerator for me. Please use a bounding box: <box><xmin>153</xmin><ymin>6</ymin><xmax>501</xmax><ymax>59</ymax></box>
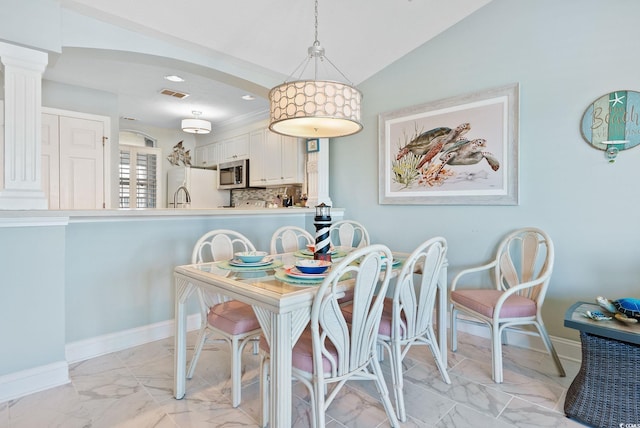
<box><xmin>167</xmin><ymin>166</ymin><xmax>230</xmax><ymax>208</ymax></box>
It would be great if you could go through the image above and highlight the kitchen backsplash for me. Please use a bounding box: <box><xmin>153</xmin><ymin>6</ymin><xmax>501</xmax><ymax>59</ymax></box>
<box><xmin>231</xmin><ymin>185</ymin><xmax>306</xmax><ymax>207</ymax></box>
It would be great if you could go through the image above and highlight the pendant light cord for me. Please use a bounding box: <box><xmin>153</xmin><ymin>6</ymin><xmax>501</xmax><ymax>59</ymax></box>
<box><xmin>282</xmin><ymin>0</ymin><xmax>355</xmax><ymax>86</ymax></box>
<box><xmin>314</xmin><ymin>0</ymin><xmax>319</xmax><ymax>45</ymax></box>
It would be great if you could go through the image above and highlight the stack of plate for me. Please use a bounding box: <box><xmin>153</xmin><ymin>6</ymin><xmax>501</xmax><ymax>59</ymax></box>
<box><xmin>229</xmin><ymin>256</ymin><xmax>273</xmax><ymax>268</ymax></box>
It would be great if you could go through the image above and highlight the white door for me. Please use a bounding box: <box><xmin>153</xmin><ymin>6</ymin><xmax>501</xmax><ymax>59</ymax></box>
<box><xmin>41</xmin><ymin>113</ymin><xmax>60</xmax><ymax>209</ymax></box>
<box><xmin>59</xmin><ymin>116</ymin><xmax>105</xmax><ymax>209</ymax></box>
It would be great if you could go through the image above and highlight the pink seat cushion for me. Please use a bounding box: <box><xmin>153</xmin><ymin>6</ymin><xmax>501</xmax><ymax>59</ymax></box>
<box><xmin>341</xmin><ymin>298</ymin><xmax>394</xmax><ymax>337</ymax></box>
<box><xmin>207</xmin><ymin>300</ymin><xmax>260</xmax><ymax>335</ymax></box>
<box><xmin>451</xmin><ymin>289</ymin><xmax>537</xmax><ymax>318</ymax></box>
<box><xmin>259</xmin><ymin>329</ymin><xmax>337</xmax><ymax>373</ymax></box>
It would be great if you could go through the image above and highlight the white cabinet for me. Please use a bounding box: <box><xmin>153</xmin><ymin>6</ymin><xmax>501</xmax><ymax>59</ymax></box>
<box><xmin>220</xmin><ymin>134</ymin><xmax>250</xmax><ymax>161</ymax></box>
<box><xmin>249</xmin><ymin>130</ymin><xmax>267</xmax><ymax>186</ymax></box>
<box><xmin>249</xmin><ymin>128</ymin><xmax>304</xmax><ymax>186</ymax></box>
<box><xmin>280</xmin><ymin>135</ymin><xmax>304</xmax><ymax>183</ymax></box>
<box><xmin>208</xmin><ymin>144</ymin><xmax>221</xmax><ymax>165</ymax></box>
<box><xmin>194</xmin><ymin>146</ymin><xmax>207</xmax><ymax>167</ymax></box>
<box><xmin>194</xmin><ymin>143</ymin><xmax>222</xmax><ymax>168</ymax></box>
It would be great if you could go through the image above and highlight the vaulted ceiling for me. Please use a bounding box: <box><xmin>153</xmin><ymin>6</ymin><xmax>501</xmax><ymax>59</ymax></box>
<box><xmin>45</xmin><ymin>0</ymin><xmax>492</xmax><ymax>130</ymax></box>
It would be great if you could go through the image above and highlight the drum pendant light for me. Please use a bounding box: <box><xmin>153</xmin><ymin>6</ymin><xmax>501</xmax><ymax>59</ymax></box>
<box><xmin>181</xmin><ymin>110</ymin><xmax>211</xmax><ymax>134</ymax></box>
<box><xmin>268</xmin><ymin>0</ymin><xmax>362</xmax><ymax>139</ymax></box>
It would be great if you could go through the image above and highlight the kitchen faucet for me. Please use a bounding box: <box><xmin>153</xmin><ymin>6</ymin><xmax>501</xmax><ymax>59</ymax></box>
<box><xmin>173</xmin><ymin>185</ymin><xmax>191</xmax><ymax>208</ymax></box>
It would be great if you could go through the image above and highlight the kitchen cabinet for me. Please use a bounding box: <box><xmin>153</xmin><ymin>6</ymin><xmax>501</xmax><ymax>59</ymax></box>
<box><xmin>248</xmin><ymin>130</ymin><xmax>267</xmax><ymax>186</ymax></box>
<box><xmin>249</xmin><ymin>129</ymin><xmax>304</xmax><ymax>186</ymax></box>
<box><xmin>280</xmin><ymin>135</ymin><xmax>304</xmax><ymax>183</ymax></box>
<box><xmin>194</xmin><ymin>143</ymin><xmax>221</xmax><ymax>168</ymax></box>
<box><xmin>220</xmin><ymin>134</ymin><xmax>250</xmax><ymax>161</ymax></box>
<box><xmin>194</xmin><ymin>146</ymin><xmax>207</xmax><ymax>167</ymax></box>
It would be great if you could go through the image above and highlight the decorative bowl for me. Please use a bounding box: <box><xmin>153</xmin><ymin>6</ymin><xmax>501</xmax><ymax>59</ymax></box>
<box><xmin>295</xmin><ymin>259</ymin><xmax>331</xmax><ymax>274</ymax></box>
<box><xmin>235</xmin><ymin>251</ymin><xmax>268</xmax><ymax>263</ymax></box>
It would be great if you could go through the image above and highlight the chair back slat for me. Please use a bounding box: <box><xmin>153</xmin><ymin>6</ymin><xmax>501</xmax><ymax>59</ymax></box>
<box><xmin>329</xmin><ymin>220</ymin><xmax>370</xmax><ymax>249</ymax></box>
<box><xmin>393</xmin><ymin>237</ymin><xmax>447</xmax><ymax>340</ymax></box>
<box><xmin>311</xmin><ymin>244</ymin><xmax>393</xmax><ymax>379</ymax></box>
<box><xmin>495</xmin><ymin>228</ymin><xmax>554</xmax><ymax>303</ymax></box>
<box><xmin>192</xmin><ymin>229</ymin><xmax>256</xmax><ymax>304</ymax></box>
<box><xmin>270</xmin><ymin>226</ymin><xmax>314</xmax><ymax>254</ymax></box>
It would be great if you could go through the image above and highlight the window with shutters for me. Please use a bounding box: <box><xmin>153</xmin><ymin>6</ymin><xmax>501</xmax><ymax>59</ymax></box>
<box><xmin>119</xmin><ymin>145</ymin><xmax>162</xmax><ymax>208</ymax></box>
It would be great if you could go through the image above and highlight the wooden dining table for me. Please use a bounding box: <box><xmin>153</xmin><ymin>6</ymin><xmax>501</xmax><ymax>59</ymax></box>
<box><xmin>173</xmin><ymin>250</ymin><xmax>448</xmax><ymax>428</ymax></box>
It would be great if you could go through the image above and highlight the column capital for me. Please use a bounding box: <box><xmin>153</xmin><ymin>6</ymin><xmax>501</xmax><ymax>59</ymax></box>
<box><xmin>0</xmin><ymin>42</ymin><xmax>48</xmax><ymax>72</ymax></box>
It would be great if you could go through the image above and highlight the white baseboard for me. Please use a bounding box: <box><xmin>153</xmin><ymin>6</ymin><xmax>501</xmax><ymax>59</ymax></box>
<box><xmin>0</xmin><ymin>361</ymin><xmax>69</xmax><ymax>403</ymax></box>
<box><xmin>0</xmin><ymin>314</ymin><xmax>202</xmax><ymax>403</ymax></box>
<box><xmin>455</xmin><ymin>318</ymin><xmax>582</xmax><ymax>362</ymax></box>
<box><xmin>66</xmin><ymin>313</ymin><xmax>202</xmax><ymax>363</ymax></box>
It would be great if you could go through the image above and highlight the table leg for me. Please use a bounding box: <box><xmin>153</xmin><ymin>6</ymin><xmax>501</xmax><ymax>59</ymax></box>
<box><xmin>438</xmin><ymin>263</ymin><xmax>448</xmax><ymax>368</ymax></box>
<box><xmin>253</xmin><ymin>306</ymin><xmax>309</xmax><ymax>428</ymax></box>
<box><xmin>269</xmin><ymin>312</ymin><xmax>293</xmax><ymax>428</ymax></box>
<box><xmin>173</xmin><ymin>277</ymin><xmax>194</xmax><ymax>399</ymax></box>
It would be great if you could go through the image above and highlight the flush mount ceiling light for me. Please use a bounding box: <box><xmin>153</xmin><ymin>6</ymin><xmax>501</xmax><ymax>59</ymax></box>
<box><xmin>181</xmin><ymin>111</ymin><xmax>211</xmax><ymax>134</ymax></box>
<box><xmin>164</xmin><ymin>74</ymin><xmax>184</xmax><ymax>82</ymax></box>
<box><xmin>268</xmin><ymin>0</ymin><xmax>362</xmax><ymax>139</ymax></box>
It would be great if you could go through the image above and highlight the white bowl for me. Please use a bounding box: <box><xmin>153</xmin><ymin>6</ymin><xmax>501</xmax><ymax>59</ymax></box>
<box><xmin>235</xmin><ymin>251</ymin><xmax>268</xmax><ymax>263</ymax></box>
<box><xmin>295</xmin><ymin>259</ymin><xmax>331</xmax><ymax>274</ymax></box>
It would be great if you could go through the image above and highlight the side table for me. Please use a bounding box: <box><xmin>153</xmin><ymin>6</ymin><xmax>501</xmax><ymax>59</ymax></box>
<box><xmin>563</xmin><ymin>302</ymin><xmax>640</xmax><ymax>428</ymax></box>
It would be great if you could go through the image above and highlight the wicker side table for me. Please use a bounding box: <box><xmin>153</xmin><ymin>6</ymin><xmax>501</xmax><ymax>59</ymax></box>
<box><xmin>564</xmin><ymin>302</ymin><xmax>640</xmax><ymax>428</ymax></box>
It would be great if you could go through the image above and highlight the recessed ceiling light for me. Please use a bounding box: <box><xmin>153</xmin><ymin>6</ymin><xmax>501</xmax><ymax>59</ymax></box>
<box><xmin>164</xmin><ymin>75</ymin><xmax>185</xmax><ymax>82</ymax></box>
<box><xmin>121</xmin><ymin>116</ymin><xmax>137</xmax><ymax>121</ymax></box>
<box><xmin>242</xmin><ymin>94</ymin><xmax>256</xmax><ymax>101</ymax></box>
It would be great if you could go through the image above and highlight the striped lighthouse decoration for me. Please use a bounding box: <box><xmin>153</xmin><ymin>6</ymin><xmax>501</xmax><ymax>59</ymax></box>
<box><xmin>314</xmin><ymin>203</ymin><xmax>332</xmax><ymax>262</ymax></box>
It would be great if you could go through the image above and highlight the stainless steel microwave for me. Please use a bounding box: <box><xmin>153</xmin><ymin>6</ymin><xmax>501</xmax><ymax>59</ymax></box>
<box><xmin>218</xmin><ymin>159</ymin><xmax>249</xmax><ymax>189</ymax></box>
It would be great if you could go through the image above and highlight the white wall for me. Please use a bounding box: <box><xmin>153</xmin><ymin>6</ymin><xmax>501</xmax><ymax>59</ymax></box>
<box><xmin>331</xmin><ymin>0</ymin><xmax>640</xmax><ymax>340</ymax></box>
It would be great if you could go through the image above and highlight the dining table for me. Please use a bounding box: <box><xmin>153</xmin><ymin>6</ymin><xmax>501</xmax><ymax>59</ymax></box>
<box><xmin>173</xmin><ymin>248</ymin><xmax>449</xmax><ymax>428</ymax></box>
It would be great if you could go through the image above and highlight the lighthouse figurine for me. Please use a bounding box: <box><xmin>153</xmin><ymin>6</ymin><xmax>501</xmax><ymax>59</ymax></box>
<box><xmin>313</xmin><ymin>203</ymin><xmax>332</xmax><ymax>262</ymax></box>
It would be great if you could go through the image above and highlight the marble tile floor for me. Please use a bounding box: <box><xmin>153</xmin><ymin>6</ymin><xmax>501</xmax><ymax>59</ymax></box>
<box><xmin>0</xmin><ymin>330</ymin><xmax>586</xmax><ymax>427</ymax></box>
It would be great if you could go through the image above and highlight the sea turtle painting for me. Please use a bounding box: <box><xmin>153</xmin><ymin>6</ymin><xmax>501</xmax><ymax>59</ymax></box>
<box><xmin>396</xmin><ymin>127</ymin><xmax>452</xmax><ymax>160</ymax></box>
<box><xmin>416</xmin><ymin>122</ymin><xmax>471</xmax><ymax>169</ymax></box>
<box><xmin>391</xmin><ymin>120</ymin><xmax>501</xmax><ymax>189</ymax></box>
<box><xmin>431</xmin><ymin>138</ymin><xmax>500</xmax><ymax>179</ymax></box>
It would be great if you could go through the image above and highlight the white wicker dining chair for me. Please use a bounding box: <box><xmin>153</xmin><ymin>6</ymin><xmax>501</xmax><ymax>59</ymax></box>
<box><xmin>328</xmin><ymin>220</ymin><xmax>370</xmax><ymax>249</ymax></box>
<box><xmin>259</xmin><ymin>244</ymin><xmax>400</xmax><ymax>428</ymax></box>
<box><xmin>450</xmin><ymin>227</ymin><xmax>566</xmax><ymax>383</ymax></box>
<box><xmin>372</xmin><ymin>237</ymin><xmax>451</xmax><ymax>422</ymax></box>
<box><xmin>269</xmin><ymin>225</ymin><xmax>314</xmax><ymax>254</ymax></box>
<box><xmin>188</xmin><ymin>229</ymin><xmax>262</xmax><ymax>407</ymax></box>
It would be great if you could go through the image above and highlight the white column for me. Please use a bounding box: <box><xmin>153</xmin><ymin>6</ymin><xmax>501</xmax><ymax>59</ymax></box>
<box><xmin>306</xmin><ymin>137</ymin><xmax>332</xmax><ymax>207</ymax></box>
<box><xmin>0</xmin><ymin>42</ymin><xmax>48</xmax><ymax>209</ymax></box>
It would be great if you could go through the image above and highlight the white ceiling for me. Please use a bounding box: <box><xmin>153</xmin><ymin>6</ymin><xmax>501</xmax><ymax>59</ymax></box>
<box><xmin>45</xmin><ymin>0</ymin><xmax>492</xmax><ymax>131</ymax></box>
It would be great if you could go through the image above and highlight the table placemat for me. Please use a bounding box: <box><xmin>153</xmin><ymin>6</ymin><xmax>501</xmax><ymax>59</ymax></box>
<box><xmin>274</xmin><ymin>269</ymin><xmax>325</xmax><ymax>286</ymax></box>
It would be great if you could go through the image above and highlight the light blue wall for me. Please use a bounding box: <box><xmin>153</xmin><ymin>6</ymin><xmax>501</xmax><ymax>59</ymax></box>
<box><xmin>64</xmin><ymin>213</ymin><xmax>315</xmax><ymax>342</ymax></box>
<box><xmin>331</xmin><ymin>0</ymin><xmax>640</xmax><ymax>339</ymax></box>
<box><xmin>0</xmin><ymin>225</ymin><xmax>66</xmax><ymax>376</ymax></box>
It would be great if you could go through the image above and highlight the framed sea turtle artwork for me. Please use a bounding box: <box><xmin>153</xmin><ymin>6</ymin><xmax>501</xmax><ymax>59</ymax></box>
<box><xmin>378</xmin><ymin>83</ymin><xmax>519</xmax><ymax>205</ymax></box>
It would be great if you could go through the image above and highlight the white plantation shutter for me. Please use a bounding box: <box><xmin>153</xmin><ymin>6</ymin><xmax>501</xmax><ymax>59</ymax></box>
<box><xmin>119</xmin><ymin>145</ymin><xmax>162</xmax><ymax>208</ymax></box>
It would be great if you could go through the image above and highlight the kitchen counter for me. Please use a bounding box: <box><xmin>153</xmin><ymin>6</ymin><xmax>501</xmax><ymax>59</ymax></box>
<box><xmin>0</xmin><ymin>207</ymin><xmax>344</xmax><ymax>226</ymax></box>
